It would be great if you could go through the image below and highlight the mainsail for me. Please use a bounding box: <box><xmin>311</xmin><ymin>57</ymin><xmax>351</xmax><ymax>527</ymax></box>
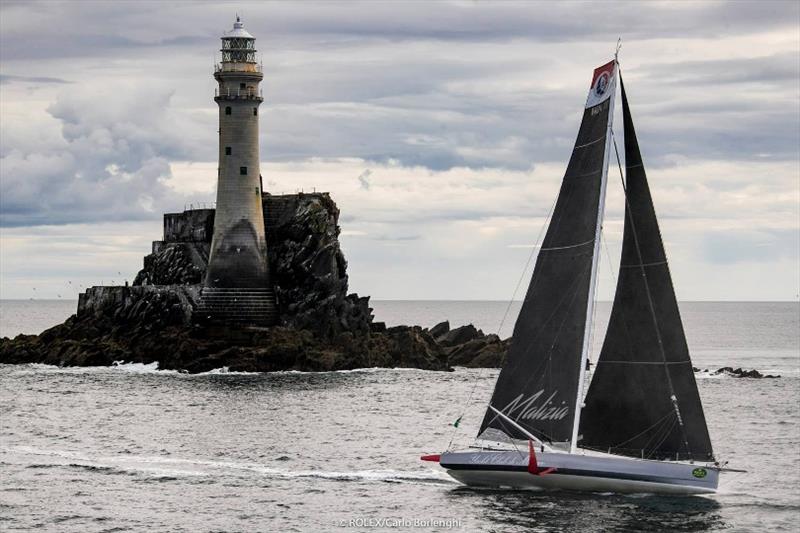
<box><xmin>579</xmin><ymin>78</ymin><xmax>715</xmax><ymax>462</ymax></box>
<box><xmin>478</xmin><ymin>61</ymin><xmax>617</xmax><ymax>444</ymax></box>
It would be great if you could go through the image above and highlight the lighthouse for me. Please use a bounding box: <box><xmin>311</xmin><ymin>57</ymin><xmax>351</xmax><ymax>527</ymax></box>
<box><xmin>200</xmin><ymin>17</ymin><xmax>277</xmax><ymax>325</ymax></box>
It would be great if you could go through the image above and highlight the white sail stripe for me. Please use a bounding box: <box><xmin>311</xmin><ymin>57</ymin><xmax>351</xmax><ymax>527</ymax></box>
<box><xmin>539</xmin><ymin>238</ymin><xmax>595</xmax><ymax>251</ymax></box>
<box><xmin>573</xmin><ymin>135</ymin><xmax>607</xmax><ymax>150</ymax></box>
<box><xmin>565</xmin><ymin>169</ymin><xmax>603</xmax><ymax>180</ymax></box>
<box><xmin>620</xmin><ymin>260</ymin><xmax>668</xmax><ymax>268</ymax></box>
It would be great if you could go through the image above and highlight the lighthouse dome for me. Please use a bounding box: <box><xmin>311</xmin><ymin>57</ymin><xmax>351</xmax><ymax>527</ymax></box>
<box><xmin>224</xmin><ymin>16</ymin><xmax>254</xmax><ymax>39</ymax></box>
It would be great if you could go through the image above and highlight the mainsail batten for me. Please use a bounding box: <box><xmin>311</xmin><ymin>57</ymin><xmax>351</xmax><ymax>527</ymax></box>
<box><xmin>478</xmin><ymin>60</ymin><xmax>617</xmax><ymax>445</ymax></box>
<box><xmin>579</xmin><ymin>78</ymin><xmax>714</xmax><ymax>462</ymax></box>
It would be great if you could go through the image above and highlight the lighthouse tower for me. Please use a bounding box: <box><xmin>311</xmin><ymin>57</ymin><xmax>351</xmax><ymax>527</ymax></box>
<box><xmin>200</xmin><ymin>17</ymin><xmax>276</xmax><ymax>325</ymax></box>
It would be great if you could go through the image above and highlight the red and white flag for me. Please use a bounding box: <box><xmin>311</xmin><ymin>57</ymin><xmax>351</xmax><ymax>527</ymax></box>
<box><xmin>585</xmin><ymin>60</ymin><xmax>616</xmax><ymax>109</ymax></box>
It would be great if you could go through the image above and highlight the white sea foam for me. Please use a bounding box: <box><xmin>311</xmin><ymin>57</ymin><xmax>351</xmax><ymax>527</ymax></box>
<box><xmin>272</xmin><ymin>367</ymin><xmax>435</xmax><ymax>375</ymax></box>
<box><xmin>1</xmin><ymin>446</ymin><xmax>455</xmax><ymax>485</ymax></box>
<box><xmin>111</xmin><ymin>361</ymin><xmax>179</xmax><ymax>374</ymax></box>
<box><xmin>8</xmin><ymin>363</ymin><xmax>438</xmax><ymax>377</ymax></box>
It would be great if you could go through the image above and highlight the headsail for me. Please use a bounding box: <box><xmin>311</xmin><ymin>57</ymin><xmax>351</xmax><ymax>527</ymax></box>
<box><xmin>579</xmin><ymin>77</ymin><xmax>714</xmax><ymax>462</ymax></box>
<box><xmin>478</xmin><ymin>61</ymin><xmax>617</xmax><ymax>444</ymax></box>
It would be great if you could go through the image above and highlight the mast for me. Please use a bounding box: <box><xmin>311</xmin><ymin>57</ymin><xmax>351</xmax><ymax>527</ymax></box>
<box><xmin>478</xmin><ymin>59</ymin><xmax>618</xmax><ymax>447</ymax></box>
<box><xmin>569</xmin><ymin>60</ymin><xmax>617</xmax><ymax>454</ymax></box>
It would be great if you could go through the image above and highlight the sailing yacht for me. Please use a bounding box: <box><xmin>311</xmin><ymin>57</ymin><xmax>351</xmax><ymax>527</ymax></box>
<box><xmin>422</xmin><ymin>58</ymin><xmax>731</xmax><ymax>494</ymax></box>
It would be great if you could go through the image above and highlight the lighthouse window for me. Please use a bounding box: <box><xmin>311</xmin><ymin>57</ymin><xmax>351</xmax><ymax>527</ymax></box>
<box><xmin>240</xmin><ymin>166</ymin><xmax>247</xmax><ymax>175</ymax></box>
<box><xmin>240</xmin><ymin>83</ymin><xmax>246</xmax><ymax>90</ymax></box>
<box><xmin>253</xmin><ymin>108</ymin><xmax>258</xmax><ymax>116</ymax></box>
<box><xmin>225</xmin><ymin>106</ymin><xmax>231</xmax><ymax>115</ymax></box>
<box><xmin>225</xmin><ymin>146</ymin><xmax>232</xmax><ymax>155</ymax></box>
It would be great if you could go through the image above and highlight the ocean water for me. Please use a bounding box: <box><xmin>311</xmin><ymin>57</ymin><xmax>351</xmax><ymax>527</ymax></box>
<box><xmin>1</xmin><ymin>300</ymin><xmax>798</xmax><ymax>532</ymax></box>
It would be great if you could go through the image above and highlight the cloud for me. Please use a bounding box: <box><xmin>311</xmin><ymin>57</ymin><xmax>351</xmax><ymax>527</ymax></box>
<box><xmin>0</xmin><ymin>75</ymin><xmax>71</xmax><ymax>85</ymax></box>
<box><xmin>357</xmin><ymin>169</ymin><xmax>372</xmax><ymax>190</ymax></box>
<box><xmin>0</xmin><ymin>82</ymin><xmax>209</xmax><ymax>226</ymax></box>
<box><xmin>0</xmin><ymin>0</ymin><xmax>797</xmax><ymax>301</ymax></box>
<box><xmin>702</xmin><ymin>229</ymin><xmax>799</xmax><ymax>265</ymax></box>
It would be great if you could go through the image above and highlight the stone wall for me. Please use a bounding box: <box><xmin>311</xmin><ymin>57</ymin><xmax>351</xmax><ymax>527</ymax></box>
<box><xmin>163</xmin><ymin>208</ymin><xmax>215</xmax><ymax>243</ymax></box>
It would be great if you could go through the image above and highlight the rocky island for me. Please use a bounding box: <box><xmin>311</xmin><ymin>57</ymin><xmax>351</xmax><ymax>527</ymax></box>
<box><xmin>0</xmin><ymin>192</ymin><xmax>509</xmax><ymax>373</ymax></box>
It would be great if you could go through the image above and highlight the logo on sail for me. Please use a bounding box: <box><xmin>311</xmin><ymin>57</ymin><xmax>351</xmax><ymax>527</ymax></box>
<box><xmin>585</xmin><ymin>59</ymin><xmax>615</xmax><ymax>109</ymax></box>
<box><xmin>500</xmin><ymin>390</ymin><xmax>570</xmax><ymax>422</ymax></box>
<box><xmin>595</xmin><ymin>72</ymin><xmax>609</xmax><ymax>96</ymax></box>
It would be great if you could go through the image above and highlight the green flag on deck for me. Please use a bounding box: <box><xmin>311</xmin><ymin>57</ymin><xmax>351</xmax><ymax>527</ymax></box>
<box><xmin>452</xmin><ymin>416</ymin><xmax>462</xmax><ymax>428</ymax></box>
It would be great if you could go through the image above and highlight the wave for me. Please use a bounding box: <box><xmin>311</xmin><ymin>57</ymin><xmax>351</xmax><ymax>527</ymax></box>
<box><xmin>10</xmin><ymin>363</ymin><xmax>260</xmax><ymax>377</ymax></box>
<box><xmin>2</xmin><ymin>446</ymin><xmax>455</xmax><ymax>485</ymax></box>
<box><xmin>7</xmin><ymin>363</ymin><xmax>437</xmax><ymax>377</ymax></box>
<box><xmin>271</xmin><ymin>367</ymin><xmax>436</xmax><ymax>375</ymax></box>
<box><xmin>10</xmin><ymin>362</ymin><xmax>180</xmax><ymax>375</ymax></box>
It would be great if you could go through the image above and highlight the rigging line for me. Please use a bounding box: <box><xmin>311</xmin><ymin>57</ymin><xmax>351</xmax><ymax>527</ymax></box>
<box><xmin>610</xmin><ymin>409</ymin><xmax>675</xmax><ymax>449</ymax></box>
<box><xmin>495</xmin><ymin>416</ymin><xmax>530</xmax><ymax>461</ymax></box>
<box><xmin>601</xmin><ymin>226</ymin><xmax>618</xmax><ymax>294</ymax></box>
<box><xmin>445</xmin><ymin>185</ymin><xmax>560</xmax><ymax>452</ymax></box>
<box><xmin>494</xmin><ymin>259</ymin><xmax>592</xmax><ymax>384</ymax></box>
<box><xmin>482</xmin><ymin>260</ymin><xmax>592</xmax><ymax>434</ymax></box>
<box><xmin>638</xmin><ymin>414</ymin><xmax>673</xmax><ymax>456</ymax></box>
<box><xmin>589</xmin><ymin>228</ymin><xmax>615</xmax><ymax>366</ymax></box>
<box><xmin>611</xmin><ymin>129</ymin><xmax>693</xmax><ymax>458</ymax></box>
<box><xmin>646</xmin><ymin>416</ymin><xmax>678</xmax><ymax>460</ymax></box>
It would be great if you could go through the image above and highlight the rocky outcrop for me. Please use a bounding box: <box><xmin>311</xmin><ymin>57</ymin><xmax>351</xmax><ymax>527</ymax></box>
<box><xmin>435</xmin><ymin>324</ymin><xmax>483</xmax><ymax>347</ymax></box>
<box><xmin>264</xmin><ymin>193</ymin><xmax>372</xmax><ymax>337</ymax></box>
<box><xmin>446</xmin><ymin>334</ymin><xmax>509</xmax><ymax>367</ymax></box>
<box><xmin>0</xmin><ymin>297</ymin><xmax>448</xmax><ymax>373</ymax></box>
<box><xmin>693</xmin><ymin>366</ymin><xmax>781</xmax><ymax>379</ymax></box>
<box><xmin>133</xmin><ymin>244</ymin><xmax>206</xmax><ymax>286</ymax></box>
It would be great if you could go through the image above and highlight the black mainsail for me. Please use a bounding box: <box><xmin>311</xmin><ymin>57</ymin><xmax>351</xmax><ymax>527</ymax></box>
<box><xmin>478</xmin><ymin>61</ymin><xmax>617</xmax><ymax>445</ymax></box>
<box><xmin>579</xmin><ymin>78</ymin><xmax>714</xmax><ymax>462</ymax></box>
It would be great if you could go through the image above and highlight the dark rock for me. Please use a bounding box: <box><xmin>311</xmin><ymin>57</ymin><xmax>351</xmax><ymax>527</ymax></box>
<box><xmin>713</xmin><ymin>366</ymin><xmax>780</xmax><ymax>379</ymax></box>
<box><xmin>437</xmin><ymin>324</ymin><xmax>483</xmax><ymax>347</ymax></box>
<box><xmin>0</xmin><ymin>310</ymin><xmax>449</xmax><ymax>373</ymax></box>
<box><xmin>429</xmin><ymin>320</ymin><xmax>450</xmax><ymax>339</ymax></box>
<box><xmin>447</xmin><ymin>334</ymin><xmax>508</xmax><ymax>367</ymax></box>
<box><xmin>374</xmin><ymin>326</ymin><xmax>449</xmax><ymax>370</ymax></box>
<box><xmin>134</xmin><ymin>243</ymin><xmax>207</xmax><ymax>286</ymax></box>
<box><xmin>370</xmin><ymin>322</ymin><xmax>387</xmax><ymax>333</ymax></box>
<box><xmin>264</xmin><ymin>193</ymin><xmax>373</xmax><ymax>337</ymax></box>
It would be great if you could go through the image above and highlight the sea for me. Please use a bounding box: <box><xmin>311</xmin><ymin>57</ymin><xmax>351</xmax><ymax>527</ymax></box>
<box><xmin>0</xmin><ymin>300</ymin><xmax>798</xmax><ymax>532</ymax></box>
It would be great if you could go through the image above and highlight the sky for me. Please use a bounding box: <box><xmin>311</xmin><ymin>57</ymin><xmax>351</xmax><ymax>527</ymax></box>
<box><xmin>0</xmin><ymin>0</ymin><xmax>798</xmax><ymax>301</ymax></box>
